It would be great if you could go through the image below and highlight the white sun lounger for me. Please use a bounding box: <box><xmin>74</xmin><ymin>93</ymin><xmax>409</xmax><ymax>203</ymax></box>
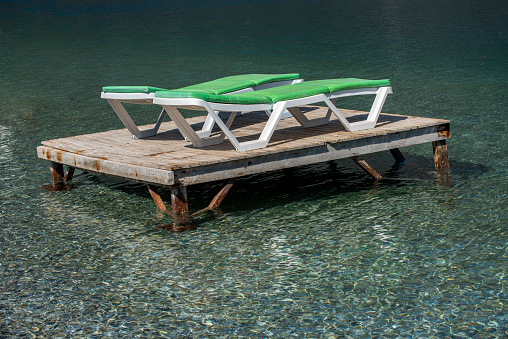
<box><xmin>152</xmin><ymin>78</ymin><xmax>393</xmax><ymax>152</ymax></box>
<box><xmin>100</xmin><ymin>74</ymin><xmax>302</xmax><ymax>142</ymax></box>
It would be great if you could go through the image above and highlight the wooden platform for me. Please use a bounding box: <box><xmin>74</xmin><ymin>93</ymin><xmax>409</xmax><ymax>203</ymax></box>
<box><xmin>37</xmin><ymin>106</ymin><xmax>450</xmax><ymax>228</ymax></box>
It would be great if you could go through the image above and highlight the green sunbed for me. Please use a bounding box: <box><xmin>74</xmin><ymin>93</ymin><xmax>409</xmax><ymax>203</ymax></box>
<box><xmin>101</xmin><ymin>73</ymin><xmax>301</xmax><ymax>139</ymax></box>
<box><xmin>153</xmin><ymin>78</ymin><xmax>393</xmax><ymax>152</ymax></box>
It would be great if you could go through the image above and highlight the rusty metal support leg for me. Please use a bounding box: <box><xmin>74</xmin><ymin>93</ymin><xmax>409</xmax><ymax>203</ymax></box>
<box><xmin>149</xmin><ymin>185</ymin><xmax>195</xmax><ymax>232</ymax></box>
<box><xmin>389</xmin><ymin>148</ymin><xmax>405</xmax><ymax>163</ymax></box>
<box><xmin>351</xmin><ymin>156</ymin><xmax>383</xmax><ymax>180</ymax></box>
<box><xmin>50</xmin><ymin>162</ymin><xmax>65</xmax><ymax>185</ymax></box>
<box><xmin>208</xmin><ymin>179</ymin><xmax>236</xmax><ymax>210</ymax></box>
<box><xmin>51</xmin><ymin>162</ymin><xmax>76</xmax><ymax>183</ymax></box>
<box><xmin>44</xmin><ymin>161</ymin><xmax>74</xmax><ymax>191</ymax></box>
<box><xmin>147</xmin><ymin>185</ymin><xmax>170</xmax><ymax>214</ymax></box>
<box><xmin>190</xmin><ymin>179</ymin><xmax>236</xmax><ymax>218</ymax></box>
<box><xmin>171</xmin><ymin>185</ymin><xmax>190</xmax><ymax>226</ymax></box>
<box><xmin>432</xmin><ymin>140</ymin><xmax>449</xmax><ymax>171</ymax></box>
<box><xmin>64</xmin><ymin>167</ymin><xmax>76</xmax><ymax>182</ymax></box>
<box><xmin>44</xmin><ymin>162</ymin><xmax>76</xmax><ymax>191</ymax></box>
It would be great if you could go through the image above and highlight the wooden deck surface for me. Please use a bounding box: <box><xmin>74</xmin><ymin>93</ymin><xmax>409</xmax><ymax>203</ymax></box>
<box><xmin>37</xmin><ymin>106</ymin><xmax>450</xmax><ymax>186</ymax></box>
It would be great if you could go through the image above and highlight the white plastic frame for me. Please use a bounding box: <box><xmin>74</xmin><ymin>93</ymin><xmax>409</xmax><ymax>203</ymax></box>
<box><xmin>152</xmin><ymin>86</ymin><xmax>393</xmax><ymax>152</ymax></box>
<box><xmin>100</xmin><ymin>79</ymin><xmax>302</xmax><ymax>139</ymax></box>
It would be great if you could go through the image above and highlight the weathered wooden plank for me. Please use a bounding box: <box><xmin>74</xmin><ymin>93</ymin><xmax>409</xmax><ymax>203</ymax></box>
<box><xmin>37</xmin><ymin>146</ymin><xmax>175</xmax><ymax>186</ymax></box>
<box><xmin>172</xmin><ymin>124</ymin><xmax>449</xmax><ymax>185</ymax></box>
<box><xmin>43</xmin><ymin>113</ymin><xmax>444</xmax><ymax>163</ymax></box>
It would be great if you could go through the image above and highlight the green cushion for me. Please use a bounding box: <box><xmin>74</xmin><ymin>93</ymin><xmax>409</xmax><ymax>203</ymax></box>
<box><xmin>178</xmin><ymin>73</ymin><xmax>300</xmax><ymax>94</ymax></box>
<box><xmin>156</xmin><ymin>78</ymin><xmax>391</xmax><ymax>105</ymax></box>
<box><xmin>303</xmin><ymin>78</ymin><xmax>391</xmax><ymax>93</ymax></box>
<box><xmin>155</xmin><ymin>84</ymin><xmax>330</xmax><ymax>104</ymax></box>
<box><xmin>102</xmin><ymin>86</ymin><xmax>168</xmax><ymax>93</ymax></box>
<box><xmin>245</xmin><ymin>83</ymin><xmax>331</xmax><ymax>103</ymax></box>
<box><xmin>155</xmin><ymin>89</ymin><xmax>274</xmax><ymax>104</ymax></box>
<box><xmin>179</xmin><ymin>80</ymin><xmax>257</xmax><ymax>95</ymax></box>
<box><xmin>103</xmin><ymin>73</ymin><xmax>300</xmax><ymax>95</ymax></box>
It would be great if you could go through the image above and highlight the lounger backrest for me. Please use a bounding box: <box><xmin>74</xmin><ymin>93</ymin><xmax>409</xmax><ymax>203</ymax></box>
<box><xmin>178</xmin><ymin>73</ymin><xmax>300</xmax><ymax>95</ymax></box>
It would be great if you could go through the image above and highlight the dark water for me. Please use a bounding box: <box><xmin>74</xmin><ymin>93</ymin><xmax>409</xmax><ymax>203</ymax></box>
<box><xmin>1</xmin><ymin>0</ymin><xmax>507</xmax><ymax>337</ymax></box>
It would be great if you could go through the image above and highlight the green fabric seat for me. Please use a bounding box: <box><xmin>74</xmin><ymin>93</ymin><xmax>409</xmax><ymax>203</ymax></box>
<box><xmin>155</xmin><ymin>78</ymin><xmax>391</xmax><ymax>105</ymax></box>
<box><xmin>178</xmin><ymin>73</ymin><xmax>299</xmax><ymax>94</ymax></box>
<box><xmin>102</xmin><ymin>73</ymin><xmax>299</xmax><ymax>94</ymax></box>
<box><xmin>302</xmin><ymin>78</ymin><xmax>391</xmax><ymax>93</ymax></box>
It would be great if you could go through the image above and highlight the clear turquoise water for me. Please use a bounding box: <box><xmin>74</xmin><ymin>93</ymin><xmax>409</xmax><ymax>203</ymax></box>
<box><xmin>1</xmin><ymin>0</ymin><xmax>507</xmax><ymax>337</ymax></box>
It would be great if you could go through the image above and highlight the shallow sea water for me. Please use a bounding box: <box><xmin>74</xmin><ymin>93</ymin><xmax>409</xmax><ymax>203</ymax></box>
<box><xmin>0</xmin><ymin>0</ymin><xmax>507</xmax><ymax>337</ymax></box>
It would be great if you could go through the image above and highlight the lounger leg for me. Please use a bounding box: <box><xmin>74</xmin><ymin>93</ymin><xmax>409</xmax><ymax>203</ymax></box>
<box><xmin>325</xmin><ymin>86</ymin><xmax>392</xmax><ymax>132</ymax></box>
<box><xmin>432</xmin><ymin>140</ymin><xmax>449</xmax><ymax>171</ymax></box>
<box><xmin>107</xmin><ymin>100</ymin><xmax>172</xmax><ymax>139</ymax></box>
<box><xmin>201</xmin><ymin>103</ymin><xmax>244</xmax><ymax>150</ymax></box>
<box><xmin>200</xmin><ymin>102</ymin><xmax>275</xmax><ymax>152</ymax></box>
<box><xmin>163</xmin><ymin>106</ymin><xmax>213</xmax><ymax>146</ymax></box>
<box><xmin>163</xmin><ymin>106</ymin><xmax>235</xmax><ymax>147</ymax></box>
<box><xmin>259</xmin><ymin>102</ymin><xmax>286</xmax><ymax>141</ymax></box>
<box><xmin>151</xmin><ymin>108</ymin><xmax>167</xmax><ymax>134</ymax></box>
<box><xmin>195</xmin><ymin>114</ymin><xmax>216</xmax><ymax>138</ymax></box>
<box><xmin>351</xmin><ymin>156</ymin><xmax>383</xmax><ymax>180</ymax></box>
<box><xmin>287</xmin><ymin>98</ymin><xmax>336</xmax><ymax>128</ymax></box>
<box><xmin>366</xmin><ymin>86</ymin><xmax>390</xmax><ymax>123</ymax></box>
<box><xmin>343</xmin><ymin>86</ymin><xmax>390</xmax><ymax>131</ymax></box>
<box><xmin>195</xmin><ymin>111</ymin><xmax>234</xmax><ymax>139</ymax></box>
<box><xmin>224</xmin><ymin>102</ymin><xmax>290</xmax><ymax>152</ymax></box>
<box><xmin>106</xmin><ymin>99</ymin><xmax>143</xmax><ymax>138</ymax></box>
<box><xmin>229</xmin><ymin>102</ymin><xmax>287</xmax><ymax>152</ymax></box>
<box><xmin>323</xmin><ymin>97</ymin><xmax>355</xmax><ymax>131</ymax></box>
<box><xmin>196</xmin><ymin>111</ymin><xmax>238</xmax><ymax>145</ymax></box>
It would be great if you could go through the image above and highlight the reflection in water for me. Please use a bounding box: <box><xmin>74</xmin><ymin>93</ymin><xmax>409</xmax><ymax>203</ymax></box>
<box><xmin>41</xmin><ymin>182</ymin><xmax>75</xmax><ymax>191</ymax></box>
<box><xmin>372</xmin><ymin>224</ymin><xmax>397</xmax><ymax>252</ymax></box>
<box><xmin>0</xmin><ymin>125</ymin><xmax>12</xmax><ymax>162</ymax></box>
<box><xmin>264</xmin><ymin>235</ymin><xmax>301</xmax><ymax>294</ymax></box>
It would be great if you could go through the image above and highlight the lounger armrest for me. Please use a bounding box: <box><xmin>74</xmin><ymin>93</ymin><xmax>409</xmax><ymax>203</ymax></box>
<box><xmin>152</xmin><ymin>97</ymin><xmax>209</xmax><ymax>110</ymax></box>
<box><xmin>329</xmin><ymin>86</ymin><xmax>393</xmax><ymax>99</ymax></box>
<box><xmin>208</xmin><ymin>102</ymin><xmax>273</xmax><ymax>112</ymax></box>
<box><xmin>101</xmin><ymin>92</ymin><xmax>156</xmax><ymax>101</ymax></box>
<box><xmin>153</xmin><ymin>97</ymin><xmax>273</xmax><ymax>112</ymax></box>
